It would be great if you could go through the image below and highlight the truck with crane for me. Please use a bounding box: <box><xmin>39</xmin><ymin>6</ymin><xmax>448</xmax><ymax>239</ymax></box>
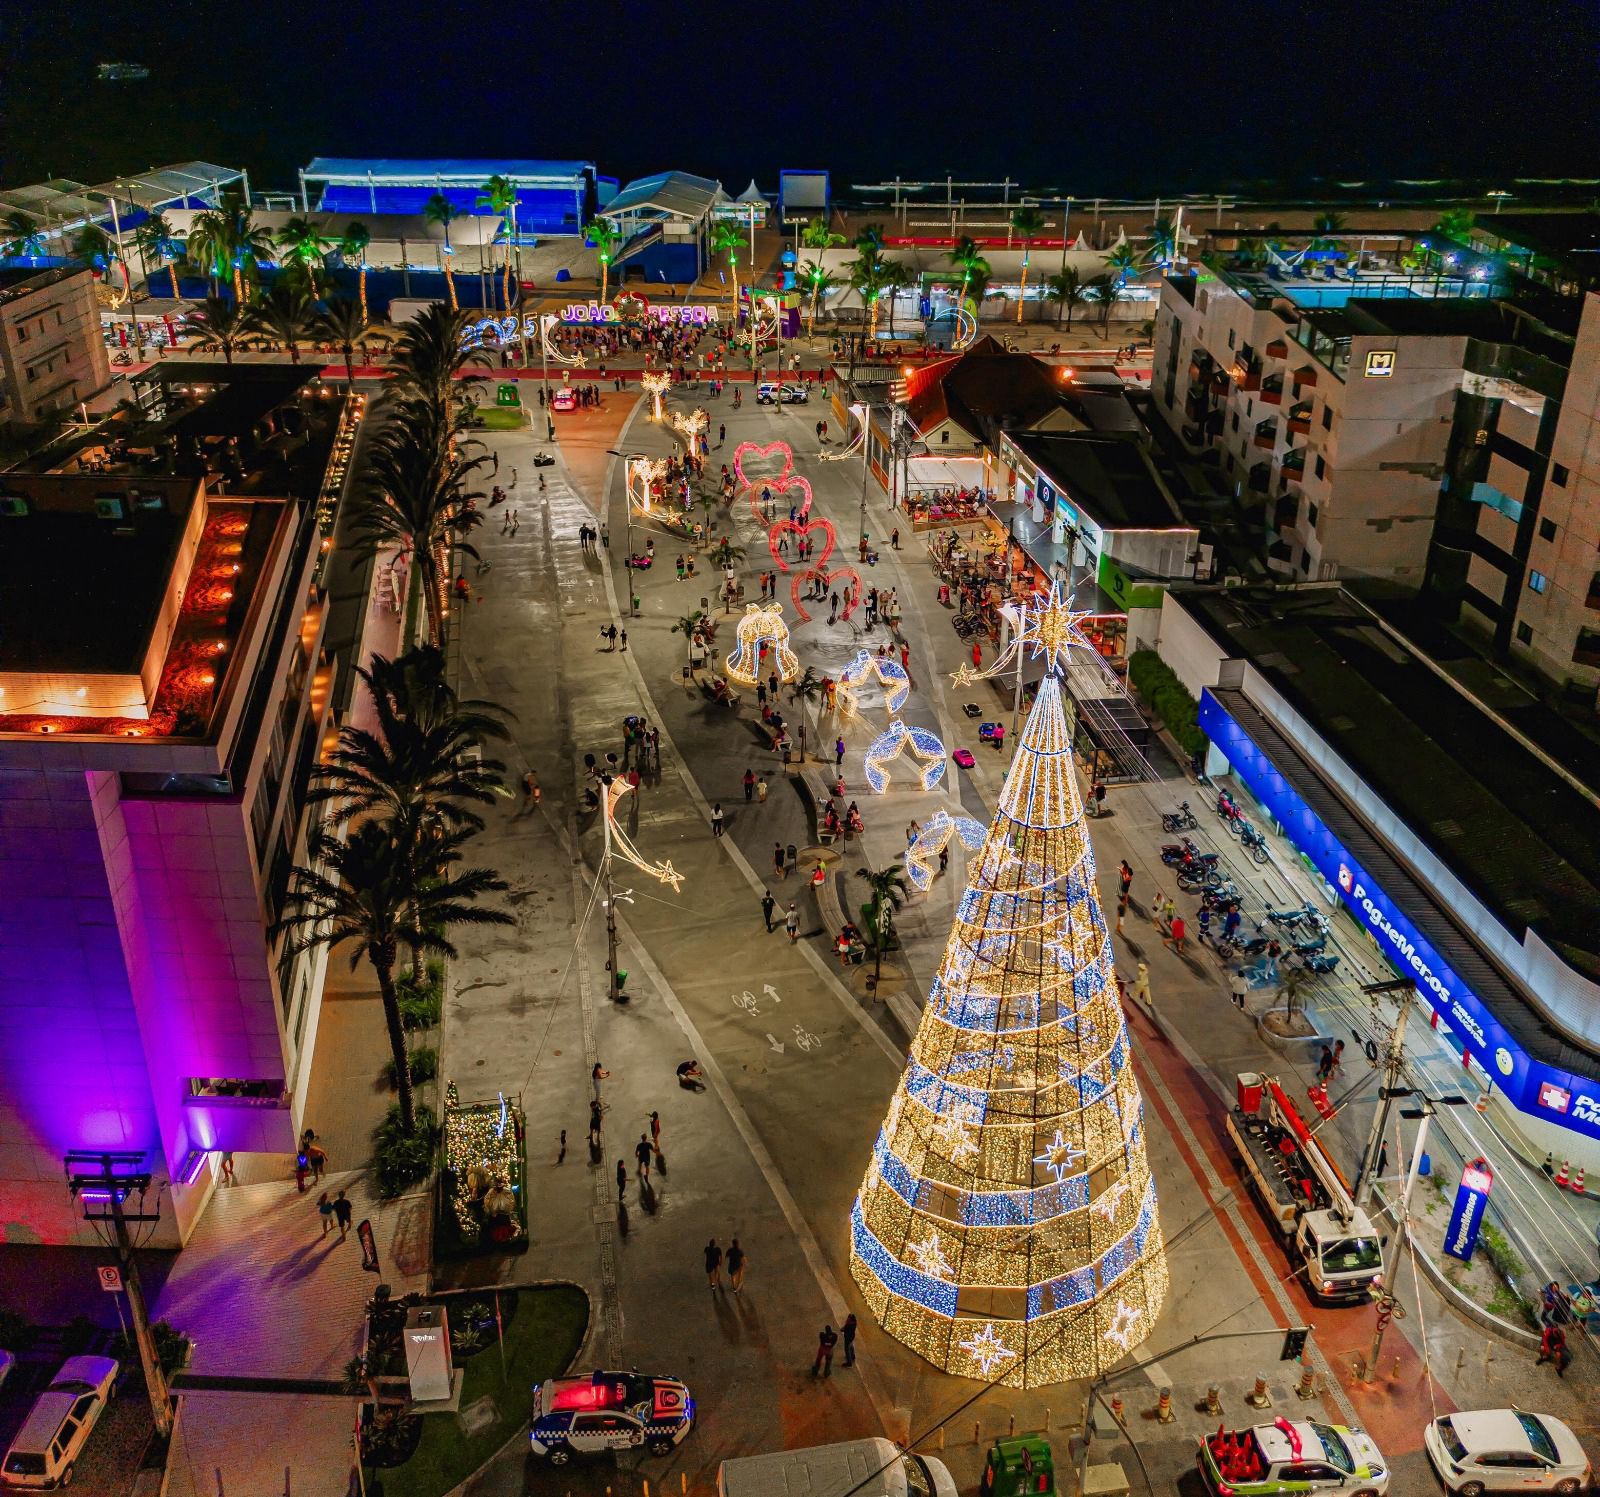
<box><xmin>1226</xmin><ymin>1073</ymin><xmax>1383</xmax><ymax>1303</ymax></box>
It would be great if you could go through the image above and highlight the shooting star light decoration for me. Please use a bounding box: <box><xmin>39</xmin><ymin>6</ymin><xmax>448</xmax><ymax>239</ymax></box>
<box><xmin>604</xmin><ymin>779</ymin><xmax>683</xmax><ymax>892</ymax></box>
<box><xmin>904</xmin><ymin>811</ymin><xmax>988</xmax><ymax>891</ymax></box>
<box><xmin>837</xmin><ymin>648</ymin><xmax>912</xmax><ymax>719</ymax></box>
<box><xmin>864</xmin><ymin>719</ymin><xmax>948</xmax><ymax>793</ymax></box>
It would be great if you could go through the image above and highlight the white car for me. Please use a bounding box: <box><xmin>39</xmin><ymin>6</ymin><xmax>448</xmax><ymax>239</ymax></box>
<box><xmin>2</xmin><ymin>1355</ymin><xmax>119</xmax><ymax>1488</ymax></box>
<box><xmin>1199</xmin><ymin>1420</ymin><xmax>1388</xmax><ymax>1497</ymax></box>
<box><xmin>1425</xmin><ymin>1410</ymin><xmax>1590</xmax><ymax>1496</ymax></box>
<box><xmin>756</xmin><ymin>382</ymin><xmax>808</xmax><ymax>405</ymax></box>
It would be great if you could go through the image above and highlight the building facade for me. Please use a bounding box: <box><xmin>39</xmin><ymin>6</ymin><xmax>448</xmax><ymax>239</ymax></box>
<box><xmin>0</xmin><ymin>369</ymin><xmax>358</xmax><ymax>1246</ymax></box>
<box><xmin>0</xmin><ymin>266</ymin><xmax>111</xmax><ymax>427</ymax></box>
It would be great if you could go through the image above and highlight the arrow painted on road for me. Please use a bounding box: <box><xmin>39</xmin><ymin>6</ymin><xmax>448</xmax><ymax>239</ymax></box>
<box><xmin>762</xmin><ymin>984</ymin><xmax>782</xmax><ymax>1003</ymax></box>
<box><xmin>766</xmin><ymin>1033</ymin><xmax>786</xmax><ymax>1054</ymax></box>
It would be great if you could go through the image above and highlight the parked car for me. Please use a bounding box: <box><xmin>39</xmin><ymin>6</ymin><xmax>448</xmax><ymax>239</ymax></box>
<box><xmin>756</xmin><ymin>382</ymin><xmax>808</xmax><ymax>405</ymax></box>
<box><xmin>1</xmin><ymin>1355</ymin><xmax>119</xmax><ymax>1488</ymax></box>
<box><xmin>1424</xmin><ymin>1410</ymin><xmax>1590</xmax><ymax>1496</ymax></box>
<box><xmin>551</xmin><ymin>387</ymin><xmax>578</xmax><ymax>412</ymax></box>
<box><xmin>529</xmin><ymin>1370</ymin><xmax>693</xmax><ymax>1465</ymax></box>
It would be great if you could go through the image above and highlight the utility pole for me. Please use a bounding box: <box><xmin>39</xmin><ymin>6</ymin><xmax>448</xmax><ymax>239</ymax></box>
<box><xmin>856</xmin><ymin>402</ymin><xmax>871</xmax><ymax>547</ymax></box>
<box><xmin>1353</xmin><ymin>979</ymin><xmax>1416</xmax><ymax>1210</ymax></box>
<box><xmin>600</xmin><ymin>787</ymin><xmax>623</xmax><ymax>1003</ymax></box>
<box><xmin>64</xmin><ymin>1153</ymin><xmax>171</xmax><ymax>1438</ymax></box>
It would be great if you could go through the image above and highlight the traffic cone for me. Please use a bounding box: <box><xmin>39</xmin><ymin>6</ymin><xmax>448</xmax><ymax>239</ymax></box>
<box><xmin>1555</xmin><ymin>1159</ymin><xmax>1570</xmax><ymax>1188</ymax></box>
<box><xmin>1573</xmin><ymin>1165</ymin><xmax>1586</xmax><ymax>1194</ymax></box>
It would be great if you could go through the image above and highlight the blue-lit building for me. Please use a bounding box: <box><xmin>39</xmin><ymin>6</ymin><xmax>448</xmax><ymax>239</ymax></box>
<box><xmin>1158</xmin><ymin>582</ymin><xmax>1600</xmax><ymax>1169</ymax></box>
<box><xmin>599</xmin><ymin>171</ymin><xmax>725</xmax><ymax>285</ymax></box>
<box><xmin>297</xmin><ymin>158</ymin><xmax>596</xmax><ymax>236</ymax></box>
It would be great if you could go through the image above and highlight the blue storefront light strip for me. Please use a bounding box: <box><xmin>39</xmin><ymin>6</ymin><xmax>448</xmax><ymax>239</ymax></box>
<box><xmin>1199</xmin><ymin>690</ymin><xmax>1600</xmax><ymax>1142</ymax></box>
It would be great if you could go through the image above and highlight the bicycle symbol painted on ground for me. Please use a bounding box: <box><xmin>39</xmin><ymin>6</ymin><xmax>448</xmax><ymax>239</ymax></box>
<box><xmin>732</xmin><ymin>990</ymin><xmax>762</xmax><ymax>1016</ymax></box>
<box><xmin>791</xmin><ymin>1024</ymin><xmax>821</xmax><ymax>1052</ymax></box>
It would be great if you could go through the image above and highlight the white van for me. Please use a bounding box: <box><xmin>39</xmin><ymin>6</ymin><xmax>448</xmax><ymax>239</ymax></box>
<box><xmin>718</xmin><ymin>1438</ymin><xmax>959</xmax><ymax>1497</ymax></box>
<box><xmin>1</xmin><ymin>1356</ymin><xmax>119</xmax><ymax>1489</ymax></box>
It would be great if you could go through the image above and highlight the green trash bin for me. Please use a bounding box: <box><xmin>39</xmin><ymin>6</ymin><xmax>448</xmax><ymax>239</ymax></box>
<box><xmin>496</xmin><ymin>382</ymin><xmax>520</xmax><ymax>407</ymax></box>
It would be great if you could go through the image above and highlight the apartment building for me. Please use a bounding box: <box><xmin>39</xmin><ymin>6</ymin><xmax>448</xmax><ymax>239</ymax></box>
<box><xmin>0</xmin><ymin>364</ymin><xmax>362</xmax><ymax>1246</ymax></box>
<box><xmin>0</xmin><ymin>265</ymin><xmax>111</xmax><ymax>428</ymax></box>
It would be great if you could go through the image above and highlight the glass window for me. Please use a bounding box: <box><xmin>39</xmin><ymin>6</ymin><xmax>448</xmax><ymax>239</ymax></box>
<box><xmin>1516</xmin><ymin>1413</ymin><xmax>1558</xmax><ymax>1462</ymax></box>
<box><xmin>1321</xmin><ymin>405</ymin><xmax>1332</xmax><ymax>430</ymax></box>
<box><xmin>1516</xmin><ymin>622</ymin><xmax>1533</xmax><ymax>645</ymax></box>
<box><xmin>1312</xmin><ymin>1426</ymin><xmax>1354</xmax><ymax>1473</ymax></box>
<box><xmin>1436</xmin><ymin>1420</ymin><xmax>1467</xmax><ymax>1462</ymax></box>
<box><xmin>1529</xmin><ymin>570</ymin><xmax>1547</xmax><ymax>593</ymax></box>
<box><xmin>1323</xmin><ymin>1237</ymin><xmax>1381</xmax><ymax>1272</ymax></box>
<box><xmin>1308</xmin><ymin>503</ymin><xmax>1319</xmax><ymax>529</ymax></box>
<box><xmin>1315</xmin><ymin>454</ymin><xmax>1326</xmax><ymax>479</ymax></box>
<box><xmin>1552</xmin><ymin>463</ymin><xmax>1569</xmax><ymax>487</ymax></box>
<box><xmin>1540</xmin><ymin>518</ymin><xmax>1557</xmax><ymax>542</ymax></box>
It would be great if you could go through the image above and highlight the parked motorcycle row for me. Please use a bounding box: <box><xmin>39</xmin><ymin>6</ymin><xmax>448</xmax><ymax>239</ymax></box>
<box><xmin>1155</xmin><ymin>792</ymin><xmax>1341</xmax><ymax>981</ymax></box>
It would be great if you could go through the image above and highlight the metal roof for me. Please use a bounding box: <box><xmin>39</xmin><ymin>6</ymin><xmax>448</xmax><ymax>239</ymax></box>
<box><xmin>602</xmin><ymin>171</ymin><xmax>723</xmax><ymax>222</ymax></box>
<box><xmin>302</xmin><ymin>158</ymin><xmax>592</xmax><ymax>186</ymax></box>
<box><xmin>0</xmin><ymin>162</ymin><xmax>243</xmax><ymax>231</ymax></box>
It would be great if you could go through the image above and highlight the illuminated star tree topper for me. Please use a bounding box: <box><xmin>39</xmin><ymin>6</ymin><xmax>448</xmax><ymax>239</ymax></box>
<box><xmin>950</xmin><ymin>580</ymin><xmax>1095</xmax><ymax>689</ymax></box>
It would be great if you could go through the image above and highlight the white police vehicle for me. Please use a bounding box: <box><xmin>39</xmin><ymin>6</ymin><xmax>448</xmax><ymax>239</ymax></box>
<box><xmin>529</xmin><ymin>1370</ymin><xmax>694</xmax><ymax>1465</ymax></box>
<box><xmin>756</xmin><ymin>381</ymin><xmax>808</xmax><ymax>405</ymax></box>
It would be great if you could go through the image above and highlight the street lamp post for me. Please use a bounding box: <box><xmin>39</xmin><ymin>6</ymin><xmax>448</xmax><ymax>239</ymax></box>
<box><xmin>853</xmin><ymin>401</ymin><xmax>871</xmax><ymax>547</ymax></box>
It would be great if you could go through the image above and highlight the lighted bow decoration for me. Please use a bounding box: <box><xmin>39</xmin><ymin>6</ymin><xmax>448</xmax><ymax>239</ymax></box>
<box><xmin>604</xmin><ymin>778</ymin><xmax>683</xmax><ymax>892</ymax></box>
<box><xmin>724</xmin><ymin>603</ymin><xmax>800</xmax><ymax>686</ymax></box>
<box><xmin>904</xmin><ymin>811</ymin><xmax>987</xmax><ymax>891</ymax></box>
<box><xmin>949</xmin><ymin>580</ymin><xmax>1095</xmax><ymax>688</ymax></box>
<box><xmin>641</xmin><ymin>371</ymin><xmax>672</xmax><ymax>422</ymax></box>
<box><xmin>837</xmin><ymin>648</ymin><xmax>911</xmax><ymax>718</ymax></box>
<box><xmin>864</xmin><ymin>719</ymin><xmax>949</xmax><ymax>793</ymax></box>
<box><xmin>538</xmin><ymin>312</ymin><xmax>587</xmax><ymax>366</ymax></box>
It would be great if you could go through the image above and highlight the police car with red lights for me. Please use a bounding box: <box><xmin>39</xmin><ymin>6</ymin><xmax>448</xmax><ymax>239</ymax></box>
<box><xmin>529</xmin><ymin>1370</ymin><xmax>694</xmax><ymax>1464</ymax></box>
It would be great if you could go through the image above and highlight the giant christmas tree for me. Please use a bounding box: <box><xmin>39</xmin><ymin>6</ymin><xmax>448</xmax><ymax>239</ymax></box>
<box><xmin>850</xmin><ymin>590</ymin><xmax>1167</xmax><ymax>1387</ymax></box>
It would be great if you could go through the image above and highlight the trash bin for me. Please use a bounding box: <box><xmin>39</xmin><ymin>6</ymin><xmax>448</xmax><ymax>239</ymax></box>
<box><xmin>1237</xmin><ymin>1072</ymin><xmax>1264</xmax><ymax>1114</ymax></box>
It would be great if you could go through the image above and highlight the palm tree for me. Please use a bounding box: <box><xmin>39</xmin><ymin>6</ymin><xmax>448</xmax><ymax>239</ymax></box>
<box><xmin>134</xmin><ymin>212</ymin><xmax>183</xmax><ymax>299</ymax></box>
<box><xmin>353</xmin><ymin>393</ymin><xmax>487</xmax><ymax>644</ymax></box>
<box><xmin>800</xmin><ymin>260</ymin><xmax>835</xmax><ymax>339</ymax></box>
<box><xmin>275</xmin><ymin>820</ymin><xmax>511</xmax><ymax>1133</ymax></box>
<box><xmin>2</xmin><ymin>210</ymin><xmax>45</xmax><ymax>261</ymax></box>
<box><xmin>317</xmin><ymin>298</ymin><xmax>370</xmax><ymax>392</ymax></box>
<box><xmin>1044</xmin><ymin>268</ymin><xmax>1087</xmax><ymax>328</ymax></box>
<box><xmin>1009</xmin><ymin>206</ymin><xmax>1047</xmax><ymax>323</ymax></box>
<box><xmin>245</xmin><ymin>286</ymin><xmax>314</xmax><ymax>363</ymax></box>
<box><xmin>1144</xmin><ymin>216</ymin><xmax>1177</xmax><ymax>266</ymax></box>
<box><xmin>789</xmin><ymin>665</ymin><xmax>824</xmax><ymax>706</ymax></box>
<box><xmin>801</xmin><ymin>220</ymin><xmax>846</xmax><ymax>253</ymax></box>
<box><xmin>277</xmin><ymin>216</ymin><xmax>330</xmax><ymax>298</ymax></box>
<box><xmin>881</xmin><ymin>260</ymin><xmax>914</xmax><ymax>334</ymax></box>
<box><xmin>339</xmin><ymin>222</ymin><xmax>372</xmax><ymax>324</ymax></box>
<box><xmin>947</xmin><ymin>236</ymin><xmax>991</xmax><ymax>310</ymax></box>
<box><xmin>709</xmin><ymin>220</ymin><xmax>743</xmax><ymax>324</ymax></box>
<box><xmin>854</xmin><ymin>862</ymin><xmax>910</xmax><ymax>986</ymax></box>
<box><xmin>586</xmin><ymin>217</ymin><xmax>620</xmax><ymax>306</ymax></box>
<box><xmin>186</xmin><ymin>192</ymin><xmax>273</xmax><ymax>302</ymax></box>
<box><xmin>385</xmin><ymin>302</ymin><xmax>489</xmax><ymax>414</ymax></box>
<box><xmin>847</xmin><ymin>248</ymin><xmax>895</xmax><ymax>343</ymax></box>
<box><xmin>309</xmin><ymin>644</ymin><xmax>510</xmax><ymax>979</ymax></box>
<box><xmin>476</xmin><ymin>175</ymin><xmax>517</xmax><ymax>308</ymax></box>
<box><xmin>1103</xmin><ymin>243</ymin><xmax>1141</xmax><ymax>286</ymax></box>
<box><xmin>672</xmin><ymin>609</ymin><xmax>709</xmax><ymax>669</ymax></box>
<box><xmin>711</xmin><ymin>537</ymin><xmax>746</xmax><ymax>571</ymax></box>
<box><xmin>1084</xmin><ymin>272</ymin><xmax>1121</xmax><ymax>338</ymax></box>
<box><xmin>1309</xmin><ymin>211</ymin><xmax>1347</xmax><ymax>254</ymax></box>
<box><xmin>854</xmin><ymin>223</ymin><xmax>887</xmax><ymax>255</ymax></box>
<box><xmin>179</xmin><ymin>295</ymin><xmax>249</xmax><ymax>364</ymax></box>
<box><xmin>71</xmin><ymin>225</ymin><xmax>114</xmax><ymax>273</ymax></box>
<box><xmin>424</xmin><ymin>192</ymin><xmax>460</xmax><ymax>310</ymax></box>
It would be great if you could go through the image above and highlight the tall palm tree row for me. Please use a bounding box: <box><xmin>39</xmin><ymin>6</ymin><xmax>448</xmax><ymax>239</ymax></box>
<box><xmin>386</xmin><ymin>301</ymin><xmax>490</xmax><ymax>415</ymax></box>
<box><xmin>1009</xmin><ymin>206</ymin><xmax>1047</xmax><ymax>322</ymax></box>
<box><xmin>353</xmin><ymin>390</ymin><xmax>487</xmax><ymax>645</ymax></box>
<box><xmin>424</xmin><ymin>191</ymin><xmax>460</xmax><ymax>310</ymax></box>
<box><xmin>476</xmin><ymin>175</ymin><xmax>518</xmax><ymax>309</ymax></box>
<box><xmin>244</xmin><ymin>285</ymin><xmax>314</xmax><ymax>363</ymax></box>
<box><xmin>317</xmin><ymin>297</ymin><xmax>370</xmax><ymax>391</ymax></box>
<box><xmin>1044</xmin><ymin>268</ymin><xmax>1087</xmax><ymax>328</ymax></box>
<box><xmin>186</xmin><ymin>191</ymin><xmax>274</xmax><ymax>302</ymax></box>
<box><xmin>277</xmin><ymin>216</ymin><xmax>330</xmax><ymax>298</ymax></box>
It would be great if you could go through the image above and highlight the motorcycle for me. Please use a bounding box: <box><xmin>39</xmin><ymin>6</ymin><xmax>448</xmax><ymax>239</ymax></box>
<box><xmin>1217</xmin><ymin>930</ymin><xmax>1273</xmax><ymax>960</ymax></box>
<box><xmin>1266</xmin><ymin>903</ymin><xmax>1319</xmax><ymax>930</ymax></box>
<box><xmin>1288</xmin><ymin>932</ymin><xmax>1328</xmax><ymax>956</ymax></box>
<box><xmin>1239</xmin><ymin>823</ymin><xmax>1270</xmax><ymax>866</ymax></box>
<box><xmin>1215</xmin><ymin>790</ymin><xmax>1244</xmax><ymax>830</ymax></box>
<box><xmin>1199</xmin><ymin>883</ymin><xmax>1241</xmax><ymax>911</ymax></box>
<box><xmin>1300</xmin><ymin>953</ymin><xmax>1340</xmax><ymax>975</ymax></box>
<box><xmin>1177</xmin><ymin>863</ymin><xmax>1224</xmax><ymax>892</ymax></box>
<box><xmin>1161</xmin><ymin>801</ymin><xmax>1198</xmax><ymax>833</ymax></box>
<box><xmin>1160</xmin><ymin>836</ymin><xmax>1207</xmax><ymax>866</ymax></box>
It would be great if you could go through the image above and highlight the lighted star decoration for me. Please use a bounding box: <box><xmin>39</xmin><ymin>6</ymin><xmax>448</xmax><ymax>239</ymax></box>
<box><xmin>907</xmin><ymin>1234</ymin><xmax>955</xmax><ymax>1281</ymax></box>
<box><xmin>906</xmin><ymin>812</ymin><xmax>987</xmax><ymax>892</ymax></box>
<box><xmin>932</xmin><ymin>1107</ymin><xmax>980</xmax><ymax>1162</ymax></box>
<box><xmin>1101</xmin><ymin>1298</ymin><xmax>1143</xmax><ymax>1353</ymax></box>
<box><xmin>958</xmin><ymin>1322</ymin><xmax>1018</xmax><ymax>1378</ymax></box>
<box><xmin>603</xmin><ymin>779</ymin><xmax>684</xmax><ymax>892</ymax></box>
<box><xmin>1033</xmin><ymin>1128</ymin><xmax>1086</xmax><ymax>1184</ymax></box>
<box><xmin>837</xmin><ymin>648</ymin><xmax>911</xmax><ymax>719</ymax></box>
<box><xmin>949</xmin><ymin>581</ymin><xmax>1095</xmax><ymax>687</ymax></box>
<box><xmin>863</xmin><ymin>719</ymin><xmax>948</xmax><ymax>793</ymax></box>
<box><xmin>641</xmin><ymin>371</ymin><xmax>672</xmax><ymax>421</ymax></box>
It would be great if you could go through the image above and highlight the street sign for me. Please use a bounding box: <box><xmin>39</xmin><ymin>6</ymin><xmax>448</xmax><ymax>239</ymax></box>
<box><xmin>1444</xmin><ymin>1156</ymin><xmax>1493</xmax><ymax>1261</ymax></box>
<box><xmin>1280</xmin><ymin>1327</ymin><xmax>1308</xmax><ymax>1361</ymax></box>
<box><xmin>97</xmin><ymin>1266</ymin><xmax>122</xmax><ymax>1293</ymax></box>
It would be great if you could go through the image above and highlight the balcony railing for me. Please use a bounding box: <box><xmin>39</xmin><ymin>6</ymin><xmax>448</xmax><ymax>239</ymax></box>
<box><xmin>1282</xmin><ymin>447</ymin><xmax>1307</xmax><ymax>476</ymax></box>
<box><xmin>1260</xmin><ymin>373</ymin><xmax>1284</xmax><ymax>406</ymax></box>
<box><xmin>1287</xmin><ymin>401</ymin><xmax>1313</xmax><ymax>435</ymax></box>
<box><xmin>1254</xmin><ymin>420</ymin><xmax>1279</xmax><ymax>451</ymax></box>
<box><xmin>1265</xmin><ymin>338</ymin><xmax>1288</xmax><ymax>360</ymax></box>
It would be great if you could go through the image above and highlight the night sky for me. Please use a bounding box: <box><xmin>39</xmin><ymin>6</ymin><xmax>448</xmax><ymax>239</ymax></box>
<box><xmin>5</xmin><ymin>0</ymin><xmax>1598</xmax><ymax>199</ymax></box>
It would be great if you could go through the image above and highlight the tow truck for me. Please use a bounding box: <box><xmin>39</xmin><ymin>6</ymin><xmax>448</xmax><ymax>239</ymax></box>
<box><xmin>1226</xmin><ymin>1074</ymin><xmax>1383</xmax><ymax>1302</ymax></box>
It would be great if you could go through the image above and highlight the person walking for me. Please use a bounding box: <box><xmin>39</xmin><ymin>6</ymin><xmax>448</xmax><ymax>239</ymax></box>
<box><xmin>761</xmin><ymin>890</ymin><xmax>776</xmax><ymax>931</ymax></box>
<box><xmin>635</xmin><ymin>1133</ymin><xmax>653</xmax><ymax>1180</ymax></box>
<box><xmin>1115</xmin><ymin>889</ymin><xmax>1129</xmax><ymax>935</ymax></box>
<box><xmin>727</xmin><ymin>1237</ymin><xmax>746</xmax><ymax>1293</ymax></box>
<box><xmin>812</xmin><ymin>1324</ymin><xmax>838</xmax><ymax>1377</ymax></box>
<box><xmin>705</xmin><ymin>1238</ymin><xmax>724</xmax><ymax>1290</ymax></box>
<box><xmin>333</xmin><ymin>1190</ymin><xmax>353</xmax><ymax>1241</ymax></box>
<box><xmin>306</xmin><ymin>1139</ymin><xmax>327</xmax><ymax>1184</ymax></box>
<box><xmin>591</xmin><ymin>1060</ymin><xmax>609</xmax><ymax>1107</ymax></box>
<box><xmin>588</xmin><ymin>1101</ymin><xmax>603</xmax><ymax>1148</ymax></box>
<box><xmin>1332</xmin><ymin>1039</ymin><xmax>1345</xmax><ymax>1074</ymax></box>
<box><xmin>743</xmin><ymin>768</ymin><xmax>756</xmax><ymax>802</ymax></box>
<box><xmin>317</xmin><ymin>1190</ymin><xmax>335</xmax><ymax>1236</ymax></box>
<box><xmin>841</xmin><ymin>1313</ymin><xmax>858</xmax><ymax>1365</ymax></box>
<box><xmin>785</xmin><ymin>902</ymin><xmax>800</xmax><ymax>942</ymax></box>
<box><xmin>711</xmin><ymin>802</ymin><xmax>725</xmax><ymax>837</ymax></box>
<box><xmin>616</xmin><ymin>1159</ymin><xmax>628</xmax><ymax>1198</ymax></box>
<box><xmin>1118</xmin><ymin>860</ymin><xmax>1133</xmax><ymax>899</ymax></box>
<box><xmin>1229</xmin><ymin>969</ymin><xmax>1249</xmax><ymax>1010</ymax></box>
<box><xmin>835</xmin><ymin>736</ymin><xmax>846</xmax><ymax>768</ymax></box>
<box><xmin>1130</xmin><ymin>961</ymin><xmax>1153</xmax><ymax>1011</ymax></box>
<box><xmin>1164</xmin><ymin>913</ymin><xmax>1186</xmax><ymax>954</ymax></box>
<box><xmin>774</xmin><ymin>842</ymin><xmax>786</xmax><ymax>879</ymax></box>
<box><xmin>756</xmin><ymin>775</ymin><xmax>768</xmax><ymax>802</ymax></box>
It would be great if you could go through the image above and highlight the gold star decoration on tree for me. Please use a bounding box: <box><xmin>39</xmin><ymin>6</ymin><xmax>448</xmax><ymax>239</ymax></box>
<box><xmin>948</xmin><ymin>581</ymin><xmax>1094</xmax><ymax>688</ymax></box>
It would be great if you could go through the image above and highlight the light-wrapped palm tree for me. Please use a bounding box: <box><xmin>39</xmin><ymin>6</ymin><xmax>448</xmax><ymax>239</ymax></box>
<box><xmin>1010</xmin><ymin>206</ymin><xmax>1047</xmax><ymax>322</ymax></box>
<box><xmin>385</xmin><ymin>301</ymin><xmax>489</xmax><ymax>414</ymax></box>
<box><xmin>424</xmin><ymin>191</ymin><xmax>460</xmax><ymax>310</ymax></box>
<box><xmin>186</xmin><ymin>192</ymin><xmax>273</xmax><ymax>302</ymax></box>
<box><xmin>277</xmin><ymin>216</ymin><xmax>330</xmax><ymax>298</ymax></box>
<box><xmin>317</xmin><ymin>298</ymin><xmax>369</xmax><ymax>392</ymax></box>
<box><xmin>587</xmin><ymin>217</ymin><xmax>619</xmax><ymax>306</ymax></box>
<box><xmin>134</xmin><ymin>212</ymin><xmax>183</xmax><ymax>299</ymax></box>
<box><xmin>476</xmin><ymin>175</ymin><xmax>517</xmax><ymax>308</ymax></box>
<box><xmin>339</xmin><ymin>222</ymin><xmax>372</xmax><ymax>323</ymax></box>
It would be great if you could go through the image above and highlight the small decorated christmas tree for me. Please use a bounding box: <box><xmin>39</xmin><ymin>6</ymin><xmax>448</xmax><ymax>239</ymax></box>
<box><xmin>850</xmin><ymin>590</ymin><xmax>1167</xmax><ymax>1387</ymax></box>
